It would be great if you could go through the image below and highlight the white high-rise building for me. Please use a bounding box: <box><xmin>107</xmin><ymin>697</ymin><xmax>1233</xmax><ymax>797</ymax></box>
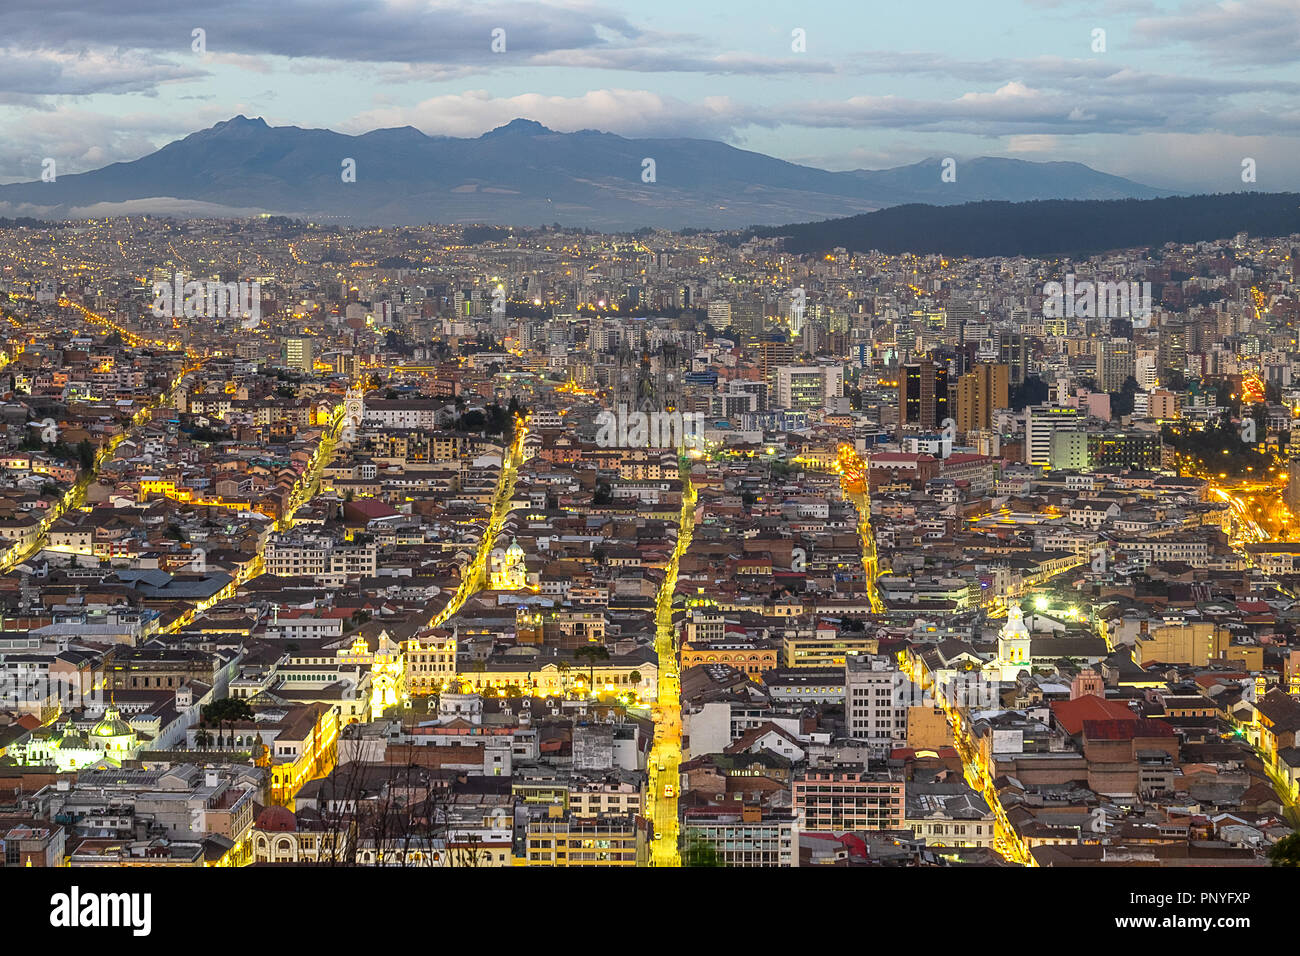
<box><xmin>285</xmin><ymin>336</ymin><xmax>315</xmax><ymax>372</ymax></box>
<box><xmin>845</xmin><ymin>654</ymin><xmax>910</xmax><ymax>751</ymax></box>
<box><xmin>776</xmin><ymin>365</ymin><xmax>843</xmax><ymax>411</ymax></box>
<box><xmin>1026</xmin><ymin>404</ymin><xmax>1081</xmax><ymax>466</ymax></box>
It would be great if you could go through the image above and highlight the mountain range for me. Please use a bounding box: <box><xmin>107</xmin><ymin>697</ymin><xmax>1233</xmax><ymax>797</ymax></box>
<box><xmin>0</xmin><ymin>115</ymin><xmax>1173</xmax><ymax>231</ymax></box>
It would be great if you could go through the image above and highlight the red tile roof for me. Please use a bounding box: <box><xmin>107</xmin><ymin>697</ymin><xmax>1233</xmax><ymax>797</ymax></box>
<box><xmin>1050</xmin><ymin>694</ymin><xmax>1135</xmax><ymax>735</ymax></box>
<box><xmin>1083</xmin><ymin>716</ymin><xmax>1175</xmax><ymax>741</ymax></box>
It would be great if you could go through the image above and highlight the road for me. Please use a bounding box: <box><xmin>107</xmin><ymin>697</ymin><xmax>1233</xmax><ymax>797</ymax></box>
<box><xmin>430</xmin><ymin>418</ymin><xmax>529</xmax><ymax>628</ymax></box>
<box><xmin>844</xmin><ymin>488</ymin><xmax>885</xmax><ymax>614</ymax></box>
<box><xmin>901</xmin><ymin>654</ymin><xmax>1034</xmax><ymax>865</ymax></box>
<box><xmin>0</xmin><ymin>355</ymin><xmax>202</xmax><ymax>572</ymax></box>
<box><xmin>813</xmin><ymin>445</ymin><xmax>885</xmax><ymax>611</ymax></box>
<box><xmin>276</xmin><ymin>403</ymin><xmax>347</xmax><ymax>532</ymax></box>
<box><xmin>832</xmin><ymin>442</ymin><xmax>1032</xmax><ymax>863</ymax></box>
<box><xmin>158</xmin><ymin>401</ymin><xmax>347</xmax><ymax>634</ymax></box>
<box><xmin>646</xmin><ymin>461</ymin><xmax>696</xmax><ymax>866</ymax></box>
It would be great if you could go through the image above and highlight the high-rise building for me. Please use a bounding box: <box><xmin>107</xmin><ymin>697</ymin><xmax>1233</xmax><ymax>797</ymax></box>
<box><xmin>897</xmin><ymin>360</ymin><xmax>949</xmax><ymax>434</ymax></box>
<box><xmin>731</xmin><ymin>297</ymin><xmax>764</xmax><ymax>338</ymax></box>
<box><xmin>1026</xmin><ymin>404</ymin><xmax>1081</xmax><ymax>466</ymax></box>
<box><xmin>285</xmin><ymin>336</ymin><xmax>315</xmax><ymax>372</ymax></box>
<box><xmin>999</xmin><ymin>331</ymin><xmax>1028</xmax><ymax>386</ymax></box>
<box><xmin>776</xmin><ymin>365</ymin><xmax>843</xmax><ymax>411</ymax></box>
<box><xmin>953</xmin><ymin>363</ymin><xmax>1009</xmax><ymax>434</ymax></box>
<box><xmin>757</xmin><ymin>341</ymin><xmax>796</xmax><ymax>384</ymax></box>
<box><xmin>845</xmin><ymin>654</ymin><xmax>910</xmax><ymax>749</ymax></box>
<box><xmin>1093</xmin><ymin>337</ymin><xmax>1135</xmax><ymax>392</ymax></box>
<box><xmin>946</xmin><ymin>299</ymin><xmax>976</xmax><ymax>338</ymax></box>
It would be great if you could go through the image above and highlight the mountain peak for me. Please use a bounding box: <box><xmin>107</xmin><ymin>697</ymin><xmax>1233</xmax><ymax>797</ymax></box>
<box><xmin>482</xmin><ymin>118</ymin><xmax>552</xmax><ymax>138</ymax></box>
<box><xmin>201</xmin><ymin>115</ymin><xmax>271</xmax><ymax>138</ymax></box>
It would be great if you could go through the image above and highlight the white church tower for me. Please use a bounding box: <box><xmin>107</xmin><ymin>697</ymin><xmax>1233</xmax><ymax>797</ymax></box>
<box><xmin>995</xmin><ymin>602</ymin><xmax>1033</xmax><ymax>681</ymax></box>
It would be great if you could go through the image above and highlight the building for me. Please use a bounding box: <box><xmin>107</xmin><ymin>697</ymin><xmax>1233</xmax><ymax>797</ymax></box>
<box><xmin>1094</xmin><ymin>337</ymin><xmax>1135</xmax><ymax>392</ymax></box>
<box><xmin>1149</xmin><ymin>389</ymin><xmax>1180</xmax><ymax>421</ymax></box>
<box><xmin>898</xmin><ymin>360</ymin><xmax>949</xmax><ymax>434</ymax></box>
<box><xmin>404</xmin><ymin>632</ymin><xmax>458</xmax><ymax>696</ymax></box>
<box><xmin>904</xmin><ymin>782</ymin><xmax>996</xmax><ymax>848</ymax></box>
<box><xmin>682</xmin><ymin>805</ymin><xmax>796</xmax><ymax>866</ymax></box>
<box><xmin>989</xmin><ymin>602</ymin><xmax>1033</xmax><ymax>681</ymax></box>
<box><xmin>775</xmin><ymin>365</ymin><xmax>843</xmax><ymax>411</ymax></box>
<box><xmin>1026</xmin><ymin>404</ymin><xmax>1081</xmax><ymax>467</ymax></box>
<box><xmin>792</xmin><ymin>767</ymin><xmax>904</xmax><ymax>831</ymax></box>
<box><xmin>284</xmin><ymin>336</ymin><xmax>315</xmax><ymax>373</ymax></box>
<box><xmin>523</xmin><ymin>810</ymin><xmax>648</xmax><ymax>865</ymax></box>
<box><xmin>845</xmin><ymin>654</ymin><xmax>909</xmax><ymax>749</ymax></box>
<box><xmin>953</xmin><ymin>363</ymin><xmax>1009</xmax><ymax>434</ymax></box>
<box><xmin>9</xmin><ymin>703</ymin><xmax>141</xmax><ymax>771</ymax></box>
<box><xmin>1087</xmin><ymin>431</ymin><xmax>1162</xmax><ymax>470</ymax></box>
<box><xmin>1049</xmin><ymin>430</ymin><xmax>1089</xmax><ymax>470</ymax></box>
<box><xmin>784</xmin><ymin>632</ymin><xmax>879</xmax><ymax>668</ymax></box>
<box><xmin>999</xmin><ymin>331</ymin><xmax>1028</xmax><ymax>386</ymax></box>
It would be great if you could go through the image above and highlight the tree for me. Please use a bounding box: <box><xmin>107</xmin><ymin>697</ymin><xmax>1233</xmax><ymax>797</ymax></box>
<box><xmin>1009</xmin><ymin>375</ymin><xmax>1049</xmax><ymax>411</ymax></box>
<box><xmin>1269</xmin><ymin>832</ymin><xmax>1300</xmax><ymax>866</ymax></box>
<box><xmin>683</xmin><ymin>833</ymin><xmax>725</xmax><ymax>866</ymax></box>
<box><xmin>573</xmin><ymin>644</ymin><xmax>610</xmax><ymax>693</ymax></box>
<box><xmin>76</xmin><ymin>439</ymin><xmax>95</xmax><ymax>471</ymax></box>
<box><xmin>1108</xmin><ymin>375</ymin><xmax>1141</xmax><ymax>417</ymax></box>
<box><xmin>1161</xmin><ymin>368</ymin><xmax>1188</xmax><ymax>391</ymax></box>
<box><xmin>201</xmin><ymin>697</ymin><xmax>255</xmax><ymax>748</ymax></box>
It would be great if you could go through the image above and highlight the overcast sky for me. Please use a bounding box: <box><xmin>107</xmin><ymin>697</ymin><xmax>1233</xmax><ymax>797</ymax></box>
<box><xmin>0</xmin><ymin>0</ymin><xmax>1296</xmax><ymax>191</ymax></box>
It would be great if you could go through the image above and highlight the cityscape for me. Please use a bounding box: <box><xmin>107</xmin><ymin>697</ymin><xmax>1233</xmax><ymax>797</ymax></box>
<box><xmin>1</xmin><ymin>216</ymin><xmax>1298</xmax><ymax>876</ymax></box>
<box><xmin>0</xmin><ymin>4</ymin><xmax>1295</xmax><ymax>928</ymax></box>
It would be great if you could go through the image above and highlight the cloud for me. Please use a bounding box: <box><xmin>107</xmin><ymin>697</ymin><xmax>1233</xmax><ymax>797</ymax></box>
<box><xmin>0</xmin><ymin>0</ymin><xmax>644</xmax><ymax>65</ymax></box>
<box><xmin>0</xmin><ymin>107</ymin><xmax>252</xmax><ymax>181</ymax></box>
<box><xmin>0</xmin><ymin>196</ymin><xmax>278</xmax><ymax>218</ymax></box>
<box><xmin>0</xmin><ymin>47</ymin><xmax>203</xmax><ymax>96</ymax></box>
<box><xmin>1133</xmin><ymin>0</ymin><xmax>1300</xmax><ymax>63</ymax></box>
<box><xmin>344</xmin><ymin>89</ymin><xmax>753</xmax><ymax>140</ymax></box>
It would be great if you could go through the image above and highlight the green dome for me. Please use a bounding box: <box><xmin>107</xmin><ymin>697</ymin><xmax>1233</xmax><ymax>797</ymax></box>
<box><xmin>91</xmin><ymin>705</ymin><xmax>132</xmax><ymax>739</ymax></box>
<box><xmin>58</xmin><ymin>729</ymin><xmax>90</xmax><ymax>749</ymax></box>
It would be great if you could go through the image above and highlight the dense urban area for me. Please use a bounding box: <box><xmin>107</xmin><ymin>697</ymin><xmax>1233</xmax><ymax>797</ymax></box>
<box><xmin>2</xmin><ymin>215</ymin><xmax>1300</xmax><ymax>869</ymax></box>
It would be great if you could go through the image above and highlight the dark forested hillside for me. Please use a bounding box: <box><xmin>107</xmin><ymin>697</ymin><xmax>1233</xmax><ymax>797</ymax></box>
<box><xmin>747</xmin><ymin>193</ymin><xmax>1300</xmax><ymax>257</ymax></box>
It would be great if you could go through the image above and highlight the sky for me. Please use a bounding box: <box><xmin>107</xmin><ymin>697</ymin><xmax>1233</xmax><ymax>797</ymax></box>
<box><xmin>0</xmin><ymin>0</ymin><xmax>1297</xmax><ymax>191</ymax></box>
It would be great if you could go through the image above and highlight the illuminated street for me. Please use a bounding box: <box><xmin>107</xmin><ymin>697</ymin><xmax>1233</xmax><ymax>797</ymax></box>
<box><xmin>646</xmin><ymin>462</ymin><xmax>696</xmax><ymax>867</ymax></box>
<box><xmin>0</xmin><ymin>338</ymin><xmax>203</xmax><ymax>573</ymax></box>
<box><xmin>431</xmin><ymin>418</ymin><xmax>530</xmax><ymax>628</ymax></box>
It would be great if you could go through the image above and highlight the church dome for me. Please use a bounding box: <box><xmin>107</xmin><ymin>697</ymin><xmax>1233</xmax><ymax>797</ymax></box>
<box><xmin>58</xmin><ymin>727</ymin><xmax>90</xmax><ymax>750</ymax></box>
<box><xmin>91</xmin><ymin>705</ymin><xmax>132</xmax><ymax>740</ymax></box>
